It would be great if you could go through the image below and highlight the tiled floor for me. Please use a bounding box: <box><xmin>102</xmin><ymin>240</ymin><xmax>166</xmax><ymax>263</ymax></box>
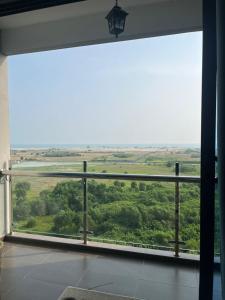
<box><xmin>0</xmin><ymin>242</ymin><xmax>206</xmax><ymax>300</ymax></box>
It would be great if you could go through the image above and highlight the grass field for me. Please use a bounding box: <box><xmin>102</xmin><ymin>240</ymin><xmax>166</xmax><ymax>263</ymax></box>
<box><xmin>11</xmin><ymin>160</ymin><xmax>200</xmax><ymax>201</ymax></box>
<box><xmin>15</xmin><ymin>215</ymin><xmax>54</xmax><ymax>232</ymax></box>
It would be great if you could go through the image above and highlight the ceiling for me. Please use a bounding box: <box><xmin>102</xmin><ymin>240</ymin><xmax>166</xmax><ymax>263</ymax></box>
<box><xmin>0</xmin><ymin>0</ymin><xmax>85</xmax><ymax>17</ymax></box>
<box><xmin>0</xmin><ymin>0</ymin><xmax>170</xmax><ymax>29</ymax></box>
<box><xmin>0</xmin><ymin>0</ymin><xmax>170</xmax><ymax>19</ymax></box>
<box><xmin>0</xmin><ymin>0</ymin><xmax>202</xmax><ymax>55</ymax></box>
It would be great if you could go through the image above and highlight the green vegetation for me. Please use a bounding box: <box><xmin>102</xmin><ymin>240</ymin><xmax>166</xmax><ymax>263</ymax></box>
<box><xmin>13</xmin><ymin>178</ymin><xmax>200</xmax><ymax>252</ymax></box>
<box><xmin>43</xmin><ymin>150</ymin><xmax>81</xmax><ymax>157</ymax></box>
<box><xmin>112</xmin><ymin>153</ymin><xmax>133</xmax><ymax>159</ymax></box>
<box><xmin>11</xmin><ymin>146</ymin><xmax>203</xmax><ymax>254</ymax></box>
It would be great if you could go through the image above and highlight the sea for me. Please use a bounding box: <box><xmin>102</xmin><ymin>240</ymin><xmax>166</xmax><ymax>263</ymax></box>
<box><xmin>11</xmin><ymin>144</ymin><xmax>200</xmax><ymax>150</ymax></box>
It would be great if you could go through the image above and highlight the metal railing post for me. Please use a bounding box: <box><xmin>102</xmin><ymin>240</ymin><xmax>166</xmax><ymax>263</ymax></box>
<box><xmin>83</xmin><ymin>161</ymin><xmax>88</xmax><ymax>245</ymax></box>
<box><xmin>174</xmin><ymin>162</ymin><xmax>180</xmax><ymax>257</ymax></box>
<box><xmin>9</xmin><ymin>160</ymin><xmax>13</xmax><ymax>234</ymax></box>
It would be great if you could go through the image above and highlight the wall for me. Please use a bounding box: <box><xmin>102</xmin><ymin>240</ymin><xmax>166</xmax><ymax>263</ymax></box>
<box><xmin>0</xmin><ymin>53</ymin><xmax>10</xmax><ymax>237</ymax></box>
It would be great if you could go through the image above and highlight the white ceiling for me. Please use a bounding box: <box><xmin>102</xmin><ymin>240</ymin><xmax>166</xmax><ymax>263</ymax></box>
<box><xmin>0</xmin><ymin>0</ymin><xmax>170</xmax><ymax>29</ymax></box>
<box><xmin>0</xmin><ymin>0</ymin><xmax>202</xmax><ymax>55</ymax></box>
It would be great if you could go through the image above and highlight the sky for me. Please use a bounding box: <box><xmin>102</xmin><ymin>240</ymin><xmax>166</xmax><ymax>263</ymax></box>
<box><xmin>8</xmin><ymin>31</ymin><xmax>202</xmax><ymax>145</ymax></box>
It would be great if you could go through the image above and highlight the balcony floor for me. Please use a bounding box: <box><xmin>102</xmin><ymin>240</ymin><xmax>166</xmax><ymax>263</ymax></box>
<box><xmin>0</xmin><ymin>241</ymin><xmax>201</xmax><ymax>300</ymax></box>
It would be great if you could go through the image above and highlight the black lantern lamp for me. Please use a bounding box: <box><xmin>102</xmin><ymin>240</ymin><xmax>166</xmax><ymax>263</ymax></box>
<box><xmin>106</xmin><ymin>0</ymin><xmax>128</xmax><ymax>38</ymax></box>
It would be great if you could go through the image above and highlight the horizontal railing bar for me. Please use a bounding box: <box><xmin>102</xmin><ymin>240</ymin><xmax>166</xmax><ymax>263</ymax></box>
<box><xmin>0</xmin><ymin>169</ymin><xmax>202</xmax><ymax>183</ymax></box>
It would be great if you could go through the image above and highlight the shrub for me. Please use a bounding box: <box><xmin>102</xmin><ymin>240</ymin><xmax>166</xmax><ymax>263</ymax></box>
<box><xmin>26</xmin><ymin>217</ymin><xmax>37</xmax><ymax>228</ymax></box>
<box><xmin>14</xmin><ymin>202</ymin><xmax>31</xmax><ymax>221</ymax></box>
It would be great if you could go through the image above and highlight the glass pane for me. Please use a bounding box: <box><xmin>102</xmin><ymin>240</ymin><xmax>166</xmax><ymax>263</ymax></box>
<box><xmin>12</xmin><ymin>176</ymin><xmax>83</xmax><ymax>240</ymax></box>
<box><xmin>180</xmin><ymin>183</ymin><xmax>200</xmax><ymax>254</ymax></box>
<box><xmin>87</xmin><ymin>179</ymin><xmax>175</xmax><ymax>252</ymax></box>
<box><xmin>214</xmin><ymin>178</ymin><xmax>222</xmax><ymax>299</ymax></box>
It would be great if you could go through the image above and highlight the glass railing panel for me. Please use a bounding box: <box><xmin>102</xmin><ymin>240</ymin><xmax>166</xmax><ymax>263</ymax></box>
<box><xmin>87</xmin><ymin>162</ymin><xmax>175</xmax><ymax>176</ymax></box>
<box><xmin>8</xmin><ymin>162</ymin><xmax>200</xmax><ymax>256</ymax></box>
<box><xmin>179</xmin><ymin>163</ymin><xmax>200</xmax><ymax>177</ymax></box>
<box><xmin>179</xmin><ymin>183</ymin><xmax>200</xmax><ymax>255</ymax></box>
<box><xmin>87</xmin><ymin>179</ymin><xmax>175</xmax><ymax>252</ymax></box>
<box><xmin>215</xmin><ymin>184</ymin><xmax>220</xmax><ymax>257</ymax></box>
<box><xmin>11</xmin><ymin>160</ymin><xmax>83</xmax><ymax>173</ymax></box>
<box><xmin>214</xmin><ymin>183</ymin><xmax>222</xmax><ymax>299</ymax></box>
<box><xmin>12</xmin><ymin>176</ymin><xmax>83</xmax><ymax>240</ymax></box>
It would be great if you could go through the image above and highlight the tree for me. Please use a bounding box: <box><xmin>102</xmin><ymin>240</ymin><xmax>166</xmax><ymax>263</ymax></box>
<box><xmin>39</xmin><ymin>190</ymin><xmax>59</xmax><ymax>215</ymax></box>
<box><xmin>131</xmin><ymin>182</ymin><xmax>138</xmax><ymax>190</ymax></box>
<box><xmin>15</xmin><ymin>182</ymin><xmax>30</xmax><ymax>203</ymax></box>
<box><xmin>14</xmin><ymin>202</ymin><xmax>31</xmax><ymax>221</ymax></box>
<box><xmin>117</xmin><ymin>206</ymin><xmax>142</xmax><ymax>229</ymax></box>
<box><xmin>51</xmin><ymin>181</ymin><xmax>82</xmax><ymax>212</ymax></box>
<box><xmin>13</xmin><ymin>181</ymin><xmax>31</xmax><ymax>221</ymax></box>
<box><xmin>52</xmin><ymin>209</ymin><xmax>82</xmax><ymax>235</ymax></box>
<box><xmin>31</xmin><ymin>199</ymin><xmax>46</xmax><ymax>216</ymax></box>
<box><xmin>139</xmin><ymin>182</ymin><xmax>146</xmax><ymax>191</ymax></box>
<box><xmin>113</xmin><ymin>181</ymin><xmax>125</xmax><ymax>190</ymax></box>
<box><xmin>18</xmin><ymin>177</ymin><xmax>201</xmax><ymax>253</ymax></box>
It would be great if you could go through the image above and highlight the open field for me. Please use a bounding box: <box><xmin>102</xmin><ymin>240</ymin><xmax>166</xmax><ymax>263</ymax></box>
<box><xmin>11</xmin><ymin>145</ymin><xmax>200</xmax><ymax>165</ymax></box>
<box><xmin>11</xmin><ymin>145</ymin><xmax>202</xmax><ymax>253</ymax></box>
<box><xmin>11</xmin><ymin>145</ymin><xmax>200</xmax><ymax>199</ymax></box>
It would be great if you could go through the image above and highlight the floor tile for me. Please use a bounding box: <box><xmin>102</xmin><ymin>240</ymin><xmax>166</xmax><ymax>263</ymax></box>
<box><xmin>78</xmin><ymin>271</ymin><xmax>138</xmax><ymax>298</ymax></box>
<box><xmin>2</xmin><ymin>277</ymin><xmax>65</xmax><ymax>300</ymax></box>
<box><xmin>141</xmin><ymin>261</ymin><xmax>198</xmax><ymax>288</ymax></box>
<box><xmin>28</xmin><ymin>250</ymin><xmax>96</xmax><ymax>286</ymax></box>
<box><xmin>86</xmin><ymin>256</ymin><xmax>143</xmax><ymax>278</ymax></box>
<box><xmin>135</xmin><ymin>279</ymin><xmax>198</xmax><ymax>300</ymax></box>
<box><xmin>0</xmin><ymin>244</ymin><xmax>53</xmax><ymax>294</ymax></box>
<box><xmin>0</xmin><ymin>243</ymin><xmax>200</xmax><ymax>300</ymax></box>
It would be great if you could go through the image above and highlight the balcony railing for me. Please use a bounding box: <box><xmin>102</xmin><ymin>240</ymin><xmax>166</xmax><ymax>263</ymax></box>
<box><xmin>0</xmin><ymin>162</ymin><xmax>202</xmax><ymax>257</ymax></box>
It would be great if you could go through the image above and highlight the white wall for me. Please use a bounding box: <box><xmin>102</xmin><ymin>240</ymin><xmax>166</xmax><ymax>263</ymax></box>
<box><xmin>0</xmin><ymin>54</ymin><xmax>10</xmax><ymax>237</ymax></box>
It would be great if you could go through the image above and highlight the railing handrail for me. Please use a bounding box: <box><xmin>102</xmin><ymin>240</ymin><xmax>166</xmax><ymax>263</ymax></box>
<box><xmin>0</xmin><ymin>169</ymin><xmax>201</xmax><ymax>183</ymax></box>
<box><xmin>3</xmin><ymin>162</ymin><xmax>212</xmax><ymax>256</ymax></box>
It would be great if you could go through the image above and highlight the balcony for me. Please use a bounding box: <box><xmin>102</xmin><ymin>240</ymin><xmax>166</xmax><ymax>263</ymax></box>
<box><xmin>0</xmin><ymin>162</ymin><xmax>202</xmax><ymax>257</ymax></box>
<box><xmin>0</xmin><ymin>162</ymin><xmax>206</xmax><ymax>299</ymax></box>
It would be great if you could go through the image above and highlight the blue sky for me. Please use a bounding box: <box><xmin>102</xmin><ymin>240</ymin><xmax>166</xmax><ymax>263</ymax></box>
<box><xmin>8</xmin><ymin>31</ymin><xmax>202</xmax><ymax>145</ymax></box>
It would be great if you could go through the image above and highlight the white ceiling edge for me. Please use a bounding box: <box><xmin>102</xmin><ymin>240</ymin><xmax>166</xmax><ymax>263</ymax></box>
<box><xmin>0</xmin><ymin>0</ymin><xmax>202</xmax><ymax>56</ymax></box>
